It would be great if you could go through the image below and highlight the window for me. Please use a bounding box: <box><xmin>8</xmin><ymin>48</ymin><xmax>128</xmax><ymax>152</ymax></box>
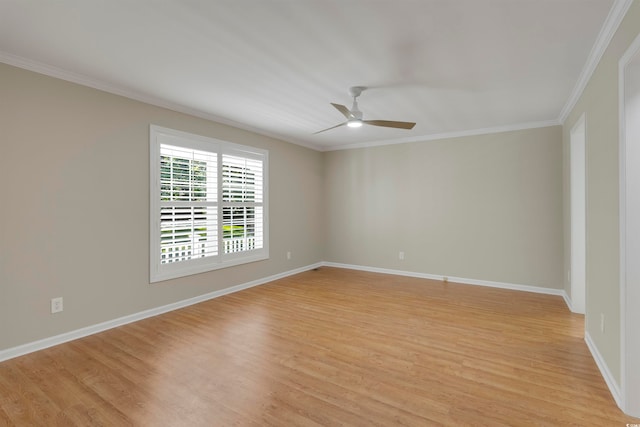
<box><xmin>150</xmin><ymin>125</ymin><xmax>268</xmax><ymax>282</ymax></box>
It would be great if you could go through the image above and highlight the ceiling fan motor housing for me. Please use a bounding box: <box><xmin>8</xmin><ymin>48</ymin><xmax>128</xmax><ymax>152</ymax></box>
<box><xmin>348</xmin><ymin>86</ymin><xmax>367</xmax><ymax>98</ymax></box>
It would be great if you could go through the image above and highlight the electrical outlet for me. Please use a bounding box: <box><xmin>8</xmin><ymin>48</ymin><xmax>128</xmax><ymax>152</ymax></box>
<box><xmin>600</xmin><ymin>313</ymin><xmax>605</xmax><ymax>333</ymax></box>
<box><xmin>51</xmin><ymin>297</ymin><xmax>63</xmax><ymax>314</ymax></box>
<box><xmin>399</xmin><ymin>251</ymin><xmax>405</xmax><ymax>260</ymax></box>
<box><xmin>286</xmin><ymin>251</ymin><xmax>291</xmax><ymax>260</ymax></box>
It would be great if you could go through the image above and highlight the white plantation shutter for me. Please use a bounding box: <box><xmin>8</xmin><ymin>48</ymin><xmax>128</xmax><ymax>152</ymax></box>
<box><xmin>150</xmin><ymin>126</ymin><xmax>268</xmax><ymax>282</ymax></box>
<box><xmin>160</xmin><ymin>206</ymin><xmax>218</xmax><ymax>261</ymax></box>
<box><xmin>222</xmin><ymin>154</ymin><xmax>264</xmax><ymax>254</ymax></box>
<box><xmin>160</xmin><ymin>144</ymin><xmax>218</xmax><ymax>263</ymax></box>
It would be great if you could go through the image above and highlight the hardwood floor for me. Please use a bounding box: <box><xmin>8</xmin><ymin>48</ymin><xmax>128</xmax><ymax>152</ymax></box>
<box><xmin>0</xmin><ymin>267</ymin><xmax>637</xmax><ymax>426</ymax></box>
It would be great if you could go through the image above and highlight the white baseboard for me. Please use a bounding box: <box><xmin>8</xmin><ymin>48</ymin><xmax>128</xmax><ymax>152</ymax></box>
<box><xmin>322</xmin><ymin>262</ymin><xmax>566</xmax><ymax>298</ymax></box>
<box><xmin>324</xmin><ymin>263</ymin><xmax>627</xmax><ymax>409</ymax></box>
<box><xmin>0</xmin><ymin>262</ymin><xmax>323</xmax><ymax>363</ymax></box>
<box><xmin>1</xmin><ymin>259</ymin><xmax>628</xmax><ymax>419</ymax></box>
<box><xmin>0</xmin><ymin>261</ymin><xmax>572</xmax><ymax>363</ymax></box>
<box><xmin>2</xmin><ymin>260</ymin><xmax>623</xmax><ymax>417</ymax></box>
<box><xmin>561</xmin><ymin>290</ymin><xmax>575</xmax><ymax>312</ymax></box>
<box><xmin>584</xmin><ymin>331</ymin><xmax>623</xmax><ymax>409</ymax></box>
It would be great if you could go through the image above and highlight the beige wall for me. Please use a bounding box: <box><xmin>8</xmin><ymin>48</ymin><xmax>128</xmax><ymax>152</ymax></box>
<box><xmin>0</xmin><ymin>63</ymin><xmax>325</xmax><ymax>351</ymax></box>
<box><xmin>562</xmin><ymin>0</ymin><xmax>640</xmax><ymax>386</ymax></box>
<box><xmin>1</xmin><ymin>59</ymin><xmax>564</xmax><ymax>354</ymax></box>
<box><xmin>324</xmin><ymin>126</ymin><xmax>563</xmax><ymax>289</ymax></box>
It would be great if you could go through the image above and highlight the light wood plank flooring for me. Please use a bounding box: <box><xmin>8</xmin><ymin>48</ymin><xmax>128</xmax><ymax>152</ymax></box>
<box><xmin>1</xmin><ymin>267</ymin><xmax>637</xmax><ymax>426</ymax></box>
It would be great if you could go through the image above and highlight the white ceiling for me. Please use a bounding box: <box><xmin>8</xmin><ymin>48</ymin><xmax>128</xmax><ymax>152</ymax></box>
<box><xmin>0</xmin><ymin>0</ymin><xmax>618</xmax><ymax>150</ymax></box>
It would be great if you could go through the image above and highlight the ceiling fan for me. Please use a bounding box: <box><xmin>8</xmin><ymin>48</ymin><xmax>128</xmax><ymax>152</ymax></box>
<box><xmin>314</xmin><ymin>86</ymin><xmax>416</xmax><ymax>134</ymax></box>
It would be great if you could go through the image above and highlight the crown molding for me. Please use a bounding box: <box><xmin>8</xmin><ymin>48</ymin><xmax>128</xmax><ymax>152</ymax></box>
<box><xmin>558</xmin><ymin>0</ymin><xmax>634</xmax><ymax>123</ymax></box>
<box><xmin>0</xmin><ymin>51</ymin><xmax>322</xmax><ymax>152</ymax></box>
<box><xmin>2</xmin><ymin>0</ymin><xmax>622</xmax><ymax>157</ymax></box>
<box><xmin>321</xmin><ymin>119</ymin><xmax>561</xmax><ymax>152</ymax></box>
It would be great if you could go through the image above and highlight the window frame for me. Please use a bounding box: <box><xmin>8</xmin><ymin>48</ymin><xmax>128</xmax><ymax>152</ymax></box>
<box><xmin>150</xmin><ymin>125</ymin><xmax>269</xmax><ymax>283</ymax></box>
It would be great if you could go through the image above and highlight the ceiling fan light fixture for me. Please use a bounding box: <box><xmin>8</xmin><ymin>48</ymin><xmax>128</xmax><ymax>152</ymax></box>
<box><xmin>314</xmin><ymin>88</ymin><xmax>416</xmax><ymax>134</ymax></box>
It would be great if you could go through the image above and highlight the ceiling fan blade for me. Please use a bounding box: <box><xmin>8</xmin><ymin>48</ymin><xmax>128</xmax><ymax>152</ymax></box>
<box><xmin>364</xmin><ymin>120</ymin><xmax>416</xmax><ymax>130</ymax></box>
<box><xmin>331</xmin><ymin>103</ymin><xmax>353</xmax><ymax>119</ymax></box>
<box><xmin>313</xmin><ymin>122</ymin><xmax>348</xmax><ymax>134</ymax></box>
